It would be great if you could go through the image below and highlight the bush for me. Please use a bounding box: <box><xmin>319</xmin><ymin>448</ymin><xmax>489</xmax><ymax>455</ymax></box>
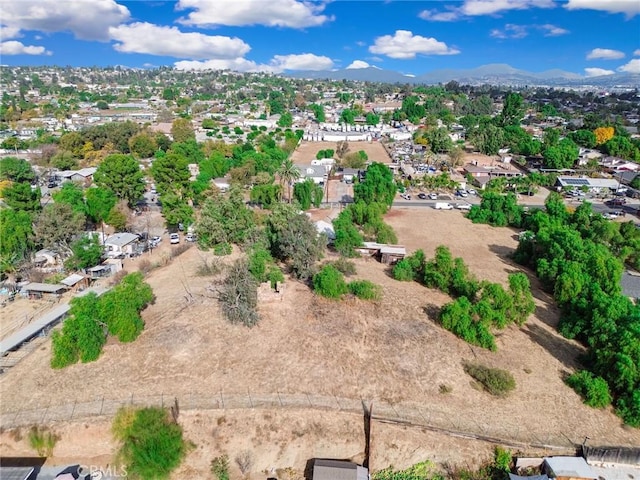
<box><xmin>211</xmin><ymin>455</ymin><xmax>230</xmax><ymax>480</ymax></box>
<box><xmin>330</xmin><ymin>257</ymin><xmax>357</xmax><ymax>276</ymax></box>
<box><xmin>393</xmin><ymin>259</ymin><xmax>415</xmax><ymax>281</ymax></box>
<box><xmin>267</xmin><ymin>267</ymin><xmax>284</xmax><ymax>288</ymax></box>
<box><xmin>113</xmin><ymin>407</ymin><xmax>186</xmax><ymax>480</ymax></box>
<box><xmin>196</xmin><ymin>257</ymin><xmax>223</xmax><ymax>276</ymax></box>
<box><xmin>566</xmin><ymin>370</ymin><xmax>612</xmax><ymax>408</ymax></box>
<box><xmin>214</xmin><ymin>242</ymin><xmax>232</xmax><ymax>256</ymax></box>
<box><xmin>313</xmin><ymin>265</ymin><xmax>348</xmax><ymax>299</ymax></box>
<box><xmin>464</xmin><ymin>363</ymin><xmax>516</xmax><ymax>396</ymax></box>
<box><xmin>28</xmin><ymin>426</ymin><xmax>58</xmax><ymax>457</ymax></box>
<box><xmin>219</xmin><ymin>259</ymin><xmax>259</xmax><ymax>327</ymax></box>
<box><xmin>348</xmin><ymin>280</ymin><xmax>382</xmax><ymax>300</ymax></box>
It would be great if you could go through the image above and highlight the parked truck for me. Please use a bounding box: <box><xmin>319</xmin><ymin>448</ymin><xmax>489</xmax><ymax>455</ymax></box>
<box><xmin>434</xmin><ymin>202</ymin><xmax>454</xmax><ymax>210</ymax></box>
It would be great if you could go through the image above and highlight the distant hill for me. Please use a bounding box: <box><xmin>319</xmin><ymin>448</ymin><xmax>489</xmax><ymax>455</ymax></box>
<box><xmin>286</xmin><ymin>63</ymin><xmax>639</xmax><ymax>88</ymax></box>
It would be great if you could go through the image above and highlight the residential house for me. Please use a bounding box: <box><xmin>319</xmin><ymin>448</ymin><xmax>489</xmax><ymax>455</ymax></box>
<box><xmin>33</xmin><ymin>249</ymin><xmax>60</xmax><ymax>268</ymax></box>
<box><xmin>104</xmin><ymin>232</ymin><xmax>139</xmax><ymax>257</ymax></box>
<box><xmin>341</xmin><ymin>168</ymin><xmax>362</xmax><ymax>184</ymax></box>
<box><xmin>57</xmin><ymin>167</ymin><xmax>97</xmax><ymax>184</ymax></box>
<box><xmin>298</xmin><ymin>165</ymin><xmax>327</xmax><ymax>185</ymax></box>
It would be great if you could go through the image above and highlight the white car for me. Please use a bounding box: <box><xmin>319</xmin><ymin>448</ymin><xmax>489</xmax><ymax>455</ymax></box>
<box><xmin>434</xmin><ymin>202</ymin><xmax>454</xmax><ymax>210</ymax></box>
<box><xmin>457</xmin><ymin>203</ymin><xmax>472</xmax><ymax>210</ymax></box>
<box><xmin>428</xmin><ymin>193</ymin><xmax>438</xmax><ymax>200</ymax></box>
<box><xmin>170</xmin><ymin>233</ymin><xmax>180</xmax><ymax>244</ymax></box>
<box><xmin>185</xmin><ymin>233</ymin><xmax>197</xmax><ymax>242</ymax></box>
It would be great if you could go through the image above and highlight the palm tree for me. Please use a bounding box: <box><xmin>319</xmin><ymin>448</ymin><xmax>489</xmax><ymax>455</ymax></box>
<box><xmin>277</xmin><ymin>158</ymin><xmax>300</xmax><ymax>203</ymax></box>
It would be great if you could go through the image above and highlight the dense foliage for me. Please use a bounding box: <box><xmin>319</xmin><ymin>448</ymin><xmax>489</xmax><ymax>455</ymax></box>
<box><xmin>113</xmin><ymin>407</ymin><xmax>186</xmax><ymax>480</ymax></box>
<box><xmin>51</xmin><ymin>273</ymin><xmax>153</xmax><ymax>368</ymax></box>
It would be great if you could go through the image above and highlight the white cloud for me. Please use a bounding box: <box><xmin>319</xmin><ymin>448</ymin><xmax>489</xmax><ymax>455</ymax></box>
<box><xmin>175</xmin><ymin>52</ymin><xmax>333</xmax><ymax>73</ymax></box>
<box><xmin>109</xmin><ymin>22</ymin><xmax>250</xmax><ymax>60</ymax></box>
<box><xmin>0</xmin><ymin>40</ymin><xmax>51</xmax><ymax>55</ymax></box>
<box><xmin>270</xmin><ymin>53</ymin><xmax>333</xmax><ymax>71</ymax></box>
<box><xmin>586</xmin><ymin>48</ymin><xmax>625</xmax><ymax>60</ymax></box>
<box><xmin>346</xmin><ymin>60</ymin><xmax>371</xmax><ymax>69</ymax></box>
<box><xmin>618</xmin><ymin>59</ymin><xmax>640</xmax><ymax>74</ymax></box>
<box><xmin>490</xmin><ymin>24</ymin><xmax>528</xmax><ymax>38</ymax></box>
<box><xmin>539</xmin><ymin>24</ymin><xmax>569</xmax><ymax>36</ymax></box>
<box><xmin>1</xmin><ymin>25</ymin><xmax>22</xmax><ymax>40</ymax></box>
<box><xmin>584</xmin><ymin>67</ymin><xmax>615</xmax><ymax>77</ymax></box>
<box><xmin>418</xmin><ymin>9</ymin><xmax>461</xmax><ymax>21</ymax></box>
<box><xmin>633</xmin><ymin>49</ymin><xmax>640</xmax><ymax>56</ymax></box>
<box><xmin>356</xmin><ymin>41</ymin><xmax>366</xmax><ymax>47</ymax></box>
<box><xmin>2</xmin><ymin>0</ymin><xmax>130</xmax><ymax>41</ymax></box>
<box><xmin>565</xmin><ymin>0</ymin><xmax>640</xmax><ymax>17</ymax></box>
<box><xmin>369</xmin><ymin>30</ymin><xmax>459</xmax><ymax>59</ymax></box>
<box><xmin>461</xmin><ymin>0</ymin><xmax>555</xmax><ymax>16</ymax></box>
<box><xmin>176</xmin><ymin>0</ymin><xmax>332</xmax><ymax>28</ymax></box>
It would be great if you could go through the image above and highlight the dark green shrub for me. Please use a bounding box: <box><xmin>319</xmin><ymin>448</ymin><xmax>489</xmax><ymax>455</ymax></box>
<box><xmin>213</xmin><ymin>242</ymin><xmax>232</xmax><ymax>256</ymax></box>
<box><xmin>393</xmin><ymin>259</ymin><xmax>414</xmax><ymax>281</ymax></box>
<box><xmin>566</xmin><ymin>370</ymin><xmax>612</xmax><ymax>408</ymax></box>
<box><xmin>348</xmin><ymin>280</ymin><xmax>382</xmax><ymax>300</ymax></box>
<box><xmin>313</xmin><ymin>265</ymin><xmax>348</xmax><ymax>299</ymax></box>
<box><xmin>113</xmin><ymin>407</ymin><xmax>186</xmax><ymax>479</ymax></box>
<box><xmin>464</xmin><ymin>363</ymin><xmax>516</xmax><ymax>396</ymax></box>
<box><xmin>330</xmin><ymin>257</ymin><xmax>357</xmax><ymax>276</ymax></box>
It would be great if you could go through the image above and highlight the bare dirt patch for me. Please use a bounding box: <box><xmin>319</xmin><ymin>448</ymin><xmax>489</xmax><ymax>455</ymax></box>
<box><xmin>1</xmin><ymin>206</ymin><xmax>638</xmax><ymax>476</ymax></box>
<box><xmin>290</xmin><ymin>141</ymin><xmax>392</xmax><ymax>165</ymax></box>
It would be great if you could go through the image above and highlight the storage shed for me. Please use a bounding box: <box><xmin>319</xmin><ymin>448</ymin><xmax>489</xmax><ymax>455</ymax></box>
<box><xmin>543</xmin><ymin>457</ymin><xmax>598</xmax><ymax>480</ymax></box>
<box><xmin>312</xmin><ymin>460</ymin><xmax>369</xmax><ymax>480</ymax></box>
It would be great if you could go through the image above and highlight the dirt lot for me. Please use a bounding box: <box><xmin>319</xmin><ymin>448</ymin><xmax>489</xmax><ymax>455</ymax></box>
<box><xmin>290</xmin><ymin>141</ymin><xmax>392</xmax><ymax>165</ymax></box>
<box><xmin>1</xmin><ymin>207</ymin><xmax>639</xmax><ymax>477</ymax></box>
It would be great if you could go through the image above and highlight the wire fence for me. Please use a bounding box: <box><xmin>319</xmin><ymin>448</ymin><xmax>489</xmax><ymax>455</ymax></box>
<box><xmin>0</xmin><ymin>392</ymin><xmax>579</xmax><ymax>452</ymax></box>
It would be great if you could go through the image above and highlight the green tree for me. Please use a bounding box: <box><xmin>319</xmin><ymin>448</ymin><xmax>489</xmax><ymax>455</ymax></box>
<box><xmin>170</xmin><ymin>118</ymin><xmax>195</xmax><ymax>143</ymax></box>
<box><xmin>94</xmin><ymin>154</ymin><xmax>145</xmax><ymax>206</ymax></box>
<box><xmin>277</xmin><ymin>112</ymin><xmax>293</xmax><ymax>128</ymax></box>
<box><xmin>2</xmin><ymin>181</ymin><xmax>41</xmax><ymax>213</ymax></box>
<box><xmin>294</xmin><ymin>179</ymin><xmax>323</xmax><ymax>210</ymax></box>
<box><xmin>196</xmin><ymin>189</ymin><xmax>256</xmax><ymax>248</ymax></box>
<box><xmin>128</xmin><ymin>132</ymin><xmax>157</xmax><ymax>158</ymax></box>
<box><xmin>151</xmin><ymin>151</ymin><xmax>191</xmax><ymax>197</ymax></box>
<box><xmin>219</xmin><ymin>258</ymin><xmax>259</xmax><ymax>327</ymax></box>
<box><xmin>340</xmin><ymin>108</ymin><xmax>356</xmax><ymax>125</ymax></box>
<box><xmin>468</xmin><ymin>120</ymin><xmax>505</xmax><ymax>155</ymax></box>
<box><xmin>85</xmin><ymin>187</ymin><xmax>117</xmax><ymax>225</ymax></box>
<box><xmin>277</xmin><ymin>158</ymin><xmax>300</xmax><ymax>204</ymax></box>
<box><xmin>0</xmin><ymin>157</ymin><xmax>35</xmax><ymax>183</ymax></box>
<box><xmin>353</xmin><ymin>162</ymin><xmax>396</xmax><ymax>207</ymax></box>
<box><xmin>309</xmin><ymin>103</ymin><xmax>325</xmax><ymax>123</ymax></box>
<box><xmin>497</xmin><ymin>92</ymin><xmax>525</xmax><ymax>127</ymax></box>
<box><xmin>34</xmin><ymin>202</ymin><xmax>85</xmax><ymax>254</ymax></box>
<box><xmin>66</xmin><ymin>234</ymin><xmax>103</xmax><ymax>270</ymax></box>
<box><xmin>0</xmin><ymin>208</ymin><xmax>33</xmax><ymax>268</ymax></box>
<box><xmin>424</xmin><ymin>127</ymin><xmax>454</xmax><ymax>153</ymax></box>
<box><xmin>266</xmin><ymin>203</ymin><xmax>324</xmax><ymax>280</ymax></box>
<box><xmin>365</xmin><ymin>112</ymin><xmax>380</xmax><ymax>125</ymax></box>
<box><xmin>53</xmin><ymin>182</ymin><xmax>85</xmax><ymax>215</ymax></box>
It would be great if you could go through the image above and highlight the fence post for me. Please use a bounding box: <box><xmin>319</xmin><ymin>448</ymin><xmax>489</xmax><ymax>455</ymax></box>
<box><xmin>220</xmin><ymin>390</ymin><xmax>224</xmax><ymax>409</ymax></box>
<box><xmin>277</xmin><ymin>391</ymin><xmax>283</xmax><ymax>407</ymax></box>
<box><xmin>70</xmin><ymin>400</ymin><xmax>77</xmax><ymax>420</ymax></box>
<box><xmin>248</xmin><ymin>389</ymin><xmax>253</xmax><ymax>408</ymax></box>
<box><xmin>335</xmin><ymin>395</ymin><xmax>341</xmax><ymax>410</ymax></box>
<box><xmin>100</xmin><ymin>396</ymin><xmax>104</xmax><ymax>415</ymax></box>
<box><xmin>41</xmin><ymin>403</ymin><xmax>49</xmax><ymax>424</ymax></box>
<box><xmin>306</xmin><ymin>393</ymin><xmax>312</xmax><ymax>408</ymax></box>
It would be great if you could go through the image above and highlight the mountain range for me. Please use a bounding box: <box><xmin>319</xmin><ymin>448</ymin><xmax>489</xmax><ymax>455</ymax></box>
<box><xmin>286</xmin><ymin>63</ymin><xmax>640</xmax><ymax>88</ymax></box>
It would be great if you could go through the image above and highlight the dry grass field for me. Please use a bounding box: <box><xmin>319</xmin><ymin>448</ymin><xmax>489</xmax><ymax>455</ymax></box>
<box><xmin>290</xmin><ymin>141</ymin><xmax>392</xmax><ymax>165</ymax></box>
<box><xmin>1</xmin><ymin>207</ymin><xmax>638</xmax><ymax>477</ymax></box>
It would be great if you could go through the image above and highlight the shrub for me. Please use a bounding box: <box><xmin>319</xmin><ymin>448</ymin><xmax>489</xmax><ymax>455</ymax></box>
<box><xmin>196</xmin><ymin>257</ymin><xmax>223</xmax><ymax>276</ymax></box>
<box><xmin>28</xmin><ymin>426</ymin><xmax>58</xmax><ymax>457</ymax></box>
<box><xmin>330</xmin><ymin>257</ymin><xmax>357</xmax><ymax>276</ymax></box>
<box><xmin>267</xmin><ymin>267</ymin><xmax>284</xmax><ymax>288</ymax></box>
<box><xmin>211</xmin><ymin>455</ymin><xmax>230</xmax><ymax>480</ymax></box>
<box><xmin>219</xmin><ymin>259</ymin><xmax>259</xmax><ymax>327</ymax></box>
<box><xmin>113</xmin><ymin>407</ymin><xmax>186</xmax><ymax>480</ymax></box>
<box><xmin>213</xmin><ymin>242</ymin><xmax>232</xmax><ymax>256</ymax></box>
<box><xmin>464</xmin><ymin>363</ymin><xmax>516</xmax><ymax>397</ymax></box>
<box><xmin>313</xmin><ymin>265</ymin><xmax>348</xmax><ymax>299</ymax></box>
<box><xmin>393</xmin><ymin>259</ymin><xmax>415</xmax><ymax>281</ymax></box>
<box><xmin>348</xmin><ymin>280</ymin><xmax>382</xmax><ymax>300</ymax></box>
<box><xmin>566</xmin><ymin>370</ymin><xmax>612</xmax><ymax>408</ymax></box>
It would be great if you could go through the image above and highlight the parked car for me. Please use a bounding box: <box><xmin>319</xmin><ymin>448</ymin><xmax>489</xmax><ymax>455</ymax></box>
<box><xmin>186</xmin><ymin>233</ymin><xmax>197</xmax><ymax>242</ymax></box>
<box><xmin>456</xmin><ymin>190</ymin><xmax>468</xmax><ymax>197</ymax></box>
<box><xmin>170</xmin><ymin>233</ymin><xmax>180</xmax><ymax>244</ymax></box>
<box><xmin>149</xmin><ymin>235</ymin><xmax>162</xmax><ymax>247</ymax></box>
<box><xmin>456</xmin><ymin>203</ymin><xmax>472</xmax><ymax>210</ymax></box>
<box><xmin>608</xmin><ymin>198</ymin><xmax>627</xmax><ymax>206</ymax></box>
<box><xmin>467</xmin><ymin>189</ymin><xmax>477</xmax><ymax>195</ymax></box>
<box><xmin>400</xmin><ymin>193</ymin><xmax>411</xmax><ymax>200</ymax></box>
<box><xmin>434</xmin><ymin>202</ymin><xmax>454</xmax><ymax>210</ymax></box>
<box><xmin>417</xmin><ymin>193</ymin><xmax>427</xmax><ymax>200</ymax></box>
<box><xmin>428</xmin><ymin>193</ymin><xmax>438</xmax><ymax>200</ymax></box>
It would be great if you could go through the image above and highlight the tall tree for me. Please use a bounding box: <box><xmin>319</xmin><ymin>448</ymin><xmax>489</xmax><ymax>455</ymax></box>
<box><xmin>277</xmin><ymin>158</ymin><xmax>300</xmax><ymax>203</ymax></box>
<box><xmin>94</xmin><ymin>154</ymin><xmax>145</xmax><ymax>206</ymax></box>
<box><xmin>353</xmin><ymin>162</ymin><xmax>396</xmax><ymax>207</ymax></box>
<box><xmin>171</xmin><ymin>118</ymin><xmax>195</xmax><ymax>143</ymax></box>
<box><xmin>497</xmin><ymin>92</ymin><xmax>525</xmax><ymax>127</ymax></box>
<box><xmin>34</xmin><ymin>202</ymin><xmax>85</xmax><ymax>254</ymax></box>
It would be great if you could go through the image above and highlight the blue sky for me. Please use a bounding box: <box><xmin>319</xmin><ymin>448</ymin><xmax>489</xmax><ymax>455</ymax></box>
<box><xmin>1</xmin><ymin>0</ymin><xmax>639</xmax><ymax>77</ymax></box>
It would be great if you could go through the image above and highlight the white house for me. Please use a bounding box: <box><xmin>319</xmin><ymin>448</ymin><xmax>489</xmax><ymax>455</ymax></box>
<box><xmin>104</xmin><ymin>233</ymin><xmax>139</xmax><ymax>257</ymax></box>
<box><xmin>298</xmin><ymin>165</ymin><xmax>327</xmax><ymax>184</ymax></box>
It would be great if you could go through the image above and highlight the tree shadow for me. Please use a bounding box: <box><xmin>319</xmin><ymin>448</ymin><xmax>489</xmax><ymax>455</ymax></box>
<box><xmin>522</xmin><ymin>321</ymin><xmax>585</xmax><ymax>371</ymax></box>
<box><xmin>488</xmin><ymin>243</ymin><xmax>517</xmax><ymax>261</ymax></box>
<box><xmin>422</xmin><ymin>303</ymin><xmax>441</xmax><ymax>322</ymax></box>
